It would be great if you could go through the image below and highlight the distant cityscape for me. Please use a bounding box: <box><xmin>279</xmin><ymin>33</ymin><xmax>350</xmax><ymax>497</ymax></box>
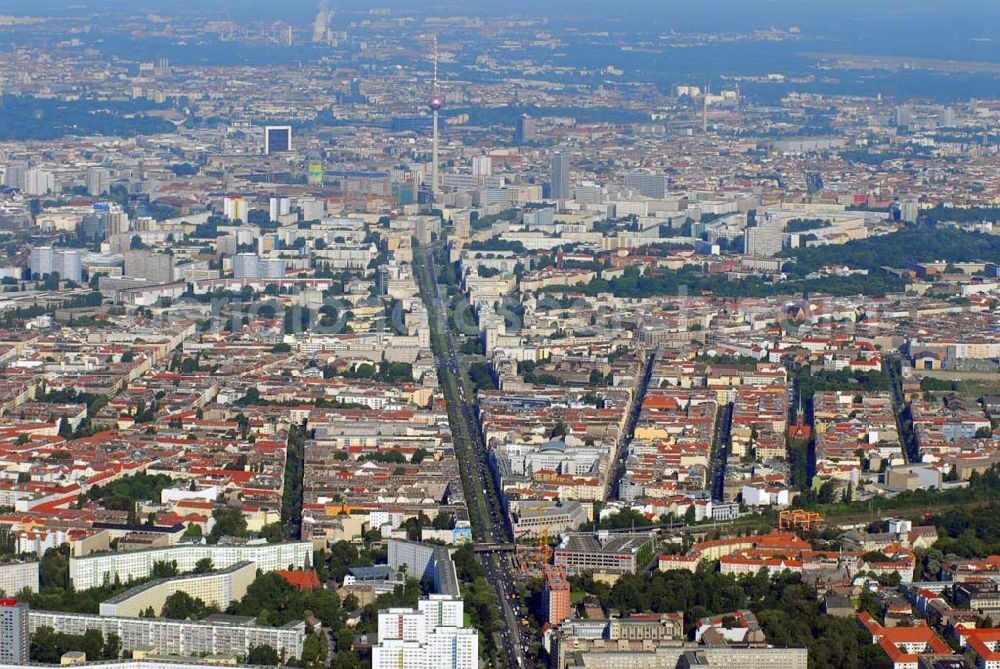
<box><xmin>0</xmin><ymin>2</ymin><xmax>997</xmax><ymax>669</ymax></box>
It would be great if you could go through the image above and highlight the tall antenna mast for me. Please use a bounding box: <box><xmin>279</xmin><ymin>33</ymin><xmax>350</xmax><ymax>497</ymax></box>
<box><xmin>429</xmin><ymin>34</ymin><xmax>442</xmax><ymax>204</ymax></box>
<box><xmin>433</xmin><ymin>33</ymin><xmax>439</xmax><ymax>95</ymax></box>
<box><xmin>703</xmin><ymin>84</ymin><xmax>709</xmax><ymax>134</ymax></box>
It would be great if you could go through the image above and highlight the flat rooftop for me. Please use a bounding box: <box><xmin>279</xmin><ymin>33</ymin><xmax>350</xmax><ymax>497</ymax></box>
<box><xmin>559</xmin><ymin>533</ymin><xmax>652</xmax><ymax>555</ymax></box>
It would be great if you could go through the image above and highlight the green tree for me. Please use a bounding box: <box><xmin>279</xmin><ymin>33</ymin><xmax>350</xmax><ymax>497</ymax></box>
<box><xmin>260</xmin><ymin>523</ymin><xmax>284</xmax><ymax>544</ymax></box>
<box><xmin>194</xmin><ymin>557</ymin><xmax>214</xmax><ymax>574</ymax></box>
<box><xmin>102</xmin><ymin>632</ymin><xmax>122</xmax><ymax>660</ymax></box>
<box><xmin>301</xmin><ymin>632</ymin><xmax>329</xmax><ymax>666</ymax></box>
<box><xmin>247</xmin><ymin>643</ymin><xmax>280</xmax><ymax>665</ymax></box>
<box><xmin>161</xmin><ymin>591</ymin><xmax>216</xmax><ymax>620</ymax></box>
<box><xmin>39</xmin><ymin>546</ymin><xmax>69</xmax><ymax>589</ymax></box>
<box><xmin>209</xmin><ymin>507</ymin><xmax>248</xmax><ymax>542</ymax></box>
<box><xmin>684</xmin><ymin>505</ymin><xmax>697</xmax><ymax>526</ymax></box>
<box><xmin>82</xmin><ymin>628</ymin><xmax>104</xmax><ymax>660</ymax></box>
<box><xmin>817</xmin><ymin>480</ymin><xmax>837</xmax><ymax>504</ymax></box>
<box><xmin>58</xmin><ymin>415</ymin><xmax>73</xmax><ymax>439</ymax></box>
<box><xmin>30</xmin><ymin>626</ymin><xmax>60</xmax><ymax>663</ymax></box>
<box><xmin>151</xmin><ymin>560</ymin><xmax>179</xmax><ymax>579</ymax></box>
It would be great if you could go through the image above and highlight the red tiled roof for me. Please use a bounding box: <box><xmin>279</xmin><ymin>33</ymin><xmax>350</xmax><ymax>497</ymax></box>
<box><xmin>275</xmin><ymin>570</ymin><xmax>321</xmax><ymax>590</ymax></box>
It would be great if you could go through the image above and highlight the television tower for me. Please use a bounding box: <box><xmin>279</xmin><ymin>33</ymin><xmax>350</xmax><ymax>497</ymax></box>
<box><xmin>429</xmin><ymin>34</ymin><xmax>442</xmax><ymax>203</ymax></box>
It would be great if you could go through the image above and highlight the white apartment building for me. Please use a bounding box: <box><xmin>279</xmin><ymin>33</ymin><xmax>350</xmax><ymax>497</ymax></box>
<box><xmin>86</xmin><ymin>167</ymin><xmax>111</xmax><ymax>196</ymax></box>
<box><xmin>1</xmin><ymin>662</ymin><xmax>250</xmax><ymax>669</ymax></box>
<box><xmin>417</xmin><ymin>594</ymin><xmax>464</xmax><ymax>628</ymax></box>
<box><xmin>69</xmin><ymin>541</ymin><xmax>312</xmax><ymax>590</ymax></box>
<box><xmin>222</xmin><ymin>196</ymin><xmax>246</xmax><ymax>222</ymax></box>
<box><xmin>232</xmin><ymin>253</ymin><xmax>286</xmax><ymax>279</ymax></box>
<box><xmin>0</xmin><ymin>562</ymin><xmax>38</xmax><ymax>597</ymax></box>
<box><xmin>29</xmin><ymin>610</ymin><xmax>304</xmax><ymax>659</ymax></box>
<box><xmin>0</xmin><ymin>601</ymin><xmax>28</xmax><ymax>664</ymax></box>
<box><xmin>743</xmin><ymin>214</ymin><xmax>784</xmax><ymax>257</ymax></box>
<box><xmin>372</xmin><ymin>596</ymin><xmax>477</xmax><ymax>669</ymax></box>
<box><xmin>99</xmin><ymin>561</ymin><xmax>256</xmax><ymax>617</ymax></box>
<box><xmin>25</xmin><ymin>169</ymin><xmax>54</xmax><ymax>196</ymax></box>
<box><xmin>269</xmin><ymin>196</ymin><xmax>291</xmax><ymax>220</ymax></box>
<box><xmin>29</xmin><ymin>246</ymin><xmax>84</xmax><ymax>282</ymax></box>
<box><xmin>378</xmin><ymin>608</ymin><xmax>427</xmax><ymax>643</ymax></box>
<box><xmin>472</xmin><ymin>155</ymin><xmax>492</xmax><ymax>177</ymax></box>
<box><xmin>373</xmin><ymin>628</ymin><xmax>479</xmax><ymax>669</ymax></box>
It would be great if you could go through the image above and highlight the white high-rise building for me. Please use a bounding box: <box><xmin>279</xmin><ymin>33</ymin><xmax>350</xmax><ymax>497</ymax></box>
<box><xmin>4</xmin><ymin>164</ymin><xmax>27</xmax><ymax>191</ymax></box>
<box><xmin>223</xmin><ymin>196</ymin><xmax>247</xmax><ymax>222</ymax></box>
<box><xmin>259</xmin><ymin>258</ymin><xmax>286</xmax><ymax>279</ymax></box>
<box><xmin>31</xmin><ymin>247</ymin><xmax>84</xmax><ymax>282</ymax></box>
<box><xmin>744</xmin><ymin>213</ymin><xmax>784</xmax><ymax>257</ymax></box>
<box><xmin>373</xmin><ymin>640</ymin><xmax>424</xmax><ymax>669</ymax></box>
<box><xmin>25</xmin><ymin>169</ymin><xmax>54</xmax><ymax>196</ymax></box>
<box><xmin>30</xmin><ymin>246</ymin><xmax>55</xmax><ymax>278</ymax></box>
<box><xmin>0</xmin><ymin>600</ymin><xmax>29</xmax><ymax>664</ymax></box>
<box><xmin>472</xmin><ymin>155</ymin><xmax>492</xmax><ymax>178</ymax></box>
<box><xmin>550</xmin><ymin>151</ymin><xmax>571</xmax><ymax>200</ymax></box>
<box><xmin>233</xmin><ymin>253</ymin><xmax>259</xmax><ymax>279</ymax></box>
<box><xmin>377</xmin><ymin>609</ymin><xmax>427</xmax><ymax>643</ymax></box>
<box><xmin>269</xmin><ymin>196</ymin><xmax>291</xmax><ymax>221</ymax></box>
<box><xmin>86</xmin><ymin>167</ymin><xmax>111</xmax><ymax>196</ymax></box>
<box><xmin>418</xmin><ymin>594</ymin><xmax>464</xmax><ymax>628</ymax></box>
<box><xmin>125</xmin><ymin>249</ymin><xmax>175</xmax><ymax>284</ymax></box>
<box><xmin>233</xmin><ymin>253</ymin><xmax>286</xmax><ymax>280</ymax></box>
<box><xmin>625</xmin><ymin>171</ymin><xmax>668</xmax><ymax>199</ymax></box>
<box><xmin>373</xmin><ymin>628</ymin><xmax>477</xmax><ymax>669</ymax></box>
<box><xmin>106</xmin><ymin>211</ymin><xmax>131</xmax><ymax>236</ymax></box>
<box><xmin>899</xmin><ymin>199</ymin><xmax>920</xmax><ymax>224</ymax></box>
<box><xmin>425</xmin><ymin>627</ymin><xmax>478</xmax><ymax>669</ymax></box>
<box><xmin>372</xmin><ymin>596</ymin><xmax>477</xmax><ymax>669</ymax></box>
<box><xmin>574</xmin><ymin>181</ymin><xmax>603</xmax><ymax>206</ymax></box>
<box><xmin>29</xmin><ymin>246</ymin><xmax>81</xmax><ymax>282</ymax></box>
<box><xmin>55</xmin><ymin>249</ymin><xmax>83</xmax><ymax>282</ymax></box>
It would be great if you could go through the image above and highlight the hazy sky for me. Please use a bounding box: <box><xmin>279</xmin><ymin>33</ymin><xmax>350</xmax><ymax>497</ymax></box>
<box><xmin>6</xmin><ymin>0</ymin><xmax>999</xmax><ymax>26</ymax></box>
<box><xmin>3</xmin><ymin>0</ymin><xmax>997</xmax><ymax>63</ymax></box>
